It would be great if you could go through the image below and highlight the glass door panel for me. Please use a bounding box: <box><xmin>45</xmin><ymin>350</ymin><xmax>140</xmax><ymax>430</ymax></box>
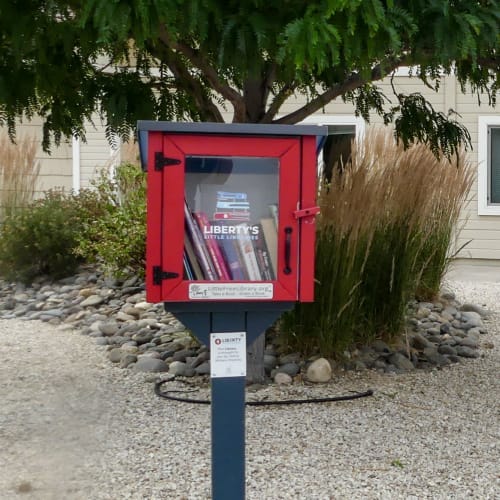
<box><xmin>184</xmin><ymin>156</ymin><xmax>278</xmax><ymax>281</ymax></box>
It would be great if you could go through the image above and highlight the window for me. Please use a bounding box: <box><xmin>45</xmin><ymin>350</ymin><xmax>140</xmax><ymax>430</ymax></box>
<box><xmin>478</xmin><ymin>116</ymin><xmax>500</xmax><ymax>215</ymax></box>
<box><xmin>489</xmin><ymin>128</ymin><xmax>500</xmax><ymax>204</ymax></box>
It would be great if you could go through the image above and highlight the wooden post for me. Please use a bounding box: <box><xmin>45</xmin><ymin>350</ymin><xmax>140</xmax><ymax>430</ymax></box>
<box><xmin>246</xmin><ymin>334</ymin><xmax>266</xmax><ymax>384</ymax></box>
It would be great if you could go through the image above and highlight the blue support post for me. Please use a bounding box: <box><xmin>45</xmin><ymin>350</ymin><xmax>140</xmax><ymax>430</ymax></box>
<box><xmin>169</xmin><ymin>303</ymin><xmax>294</xmax><ymax>499</ymax></box>
<box><xmin>210</xmin><ymin>311</ymin><xmax>246</xmax><ymax>500</ymax></box>
<box><xmin>211</xmin><ymin>376</ymin><xmax>246</xmax><ymax>499</ymax></box>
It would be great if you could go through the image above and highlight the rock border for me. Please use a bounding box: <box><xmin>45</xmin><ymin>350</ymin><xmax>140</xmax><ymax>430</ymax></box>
<box><xmin>0</xmin><ymin>267</ymin><xmax>490</xmax><ymax>384</ymax></box>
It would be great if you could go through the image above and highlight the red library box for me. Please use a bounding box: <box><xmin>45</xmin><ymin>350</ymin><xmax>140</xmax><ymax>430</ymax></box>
<box><xmin>138</xmin><ymin>122</ymin><xmax>328</xmax><ymax>304</ymax></box>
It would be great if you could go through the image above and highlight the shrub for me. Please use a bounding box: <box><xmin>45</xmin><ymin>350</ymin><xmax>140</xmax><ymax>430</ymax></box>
<box><xmin>279</xmin><ymin>128</ymin><xmax>473</xmax><ymax>357</ymax></box>
<box><xmin>413</xmin><ymin>158</ymin><xmax>473</xmax><ymax>300</ymax></box>
<box><xmin>75</xmin><ymin>162</ymin><xmax>146</xmax><ymax>279</ymax></box>
<box><xmin>0</xmin><ymin>152</ymin><xmax>146</xmax><ymax>283</ymax></box>
<box><xmin>0</xmin><ymin>190</ymin><xmax>90</xmax><ymax>282</ymax></box>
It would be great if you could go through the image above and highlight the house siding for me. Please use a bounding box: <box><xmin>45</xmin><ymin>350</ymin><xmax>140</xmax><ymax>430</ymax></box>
<box><xmin>13</xmin><ymin>117</ymin><xmax>73</xmax><ymax>195</ymax></box>
<box><xmin>79</xmin><ymin>119</ymin><xmax>116</xmax><ymax>189</ymax></box>
<box><xmin>454</xmin><ymin>86</ymin><xmax>500</xmax><ymax>260</ymax></box>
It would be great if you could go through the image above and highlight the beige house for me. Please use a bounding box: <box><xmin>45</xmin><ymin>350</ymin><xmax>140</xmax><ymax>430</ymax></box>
<box><xmin>4</xmin><ymin>71</ymin><xmax>500</xmax><ymax>275</ymax></box>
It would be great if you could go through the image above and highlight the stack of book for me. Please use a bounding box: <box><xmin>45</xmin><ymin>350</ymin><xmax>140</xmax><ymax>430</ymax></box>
<box><xmin>183</xmin><ymin>200</ymin><xmax>277</xmax><ymax>281</ymax></box>
<box><xmin>213</xmin><ymin>190</ymin><xmax>250</xmax><ymax>221</ymax></box>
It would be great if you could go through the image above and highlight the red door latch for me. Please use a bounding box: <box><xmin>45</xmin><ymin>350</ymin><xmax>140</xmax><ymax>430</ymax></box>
<box><xmin>293</xmin><ymin>206</ymin><xmax>320</xmax><ymax>219</ymax></box>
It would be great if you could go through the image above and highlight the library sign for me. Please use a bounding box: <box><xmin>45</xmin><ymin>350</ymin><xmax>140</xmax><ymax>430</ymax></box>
<box><xmin>138</xmin><ymin>121</ymin><xmax>328</xmax><ymax>500</ymax></box>
<box><xmin>189</xmin><ymin>283</ymin><xmax>274</xmax><ymax>300</ymax></box>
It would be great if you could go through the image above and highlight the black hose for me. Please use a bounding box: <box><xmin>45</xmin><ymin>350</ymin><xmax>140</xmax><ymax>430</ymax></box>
<box><xmin>154</xmin><ymin>377</ymin><xmax>374</xmax><ymax>406</ymax></box>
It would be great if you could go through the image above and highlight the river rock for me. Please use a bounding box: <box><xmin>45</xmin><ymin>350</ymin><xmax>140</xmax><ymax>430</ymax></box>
<box><xmin>79</xmin><ymin>288</ymin><xmax>96</xmax><ymax>298</ymax></box>
<box><xmin>116</xmin><ymin>311</ymin><xmax>136</xmax><ymax>322</ymax></box>
<box><xmin>108</xmin><ymin>348</ymin><xmax>123</xmax><ymax>363</ymax></box>
<box><xmin>306</xmin><ymin>358</ymin><xmax>332</xmax><ymax>383</ymax></box>
<box><xmin>372</xmin><ymin>340</ymin><xmax>391</xmax><ymax>354</ymax></box>
<box><xmin>459</xmin><ymin>311</ymin><xmax>483</xmax><ymax>329</ymax></box>
<box><xmin>410</xmin><ymin>333</ymin><xmax>433</xmax><ymax>350</ymax></box>
<box><xmin>132</xmin><ymin>330</ymin><xmax>154</xmax><ymax>345</ymax></box>
<box><xmin>422</xmin><ymin>347</ymin><xmax>450</xmax><ymax>366</ymax></box>
<box><xmin>416</xmin><ymin>307</ymin><xmax>431</xmax><ymax>319</ymax></box>
<box><xmin>459</xmin><ymin>303</ymin><xmax>489</xmax><ymax>317</ymax></box>
<box><xmin>388</xmin><ymin>352</ymin><xmax>415</xmax><ymax>371</ymax></box>
<box><xmin>274</xmin><ymin>372</ymin><xmax>293</xmax><ymax>385</ymax></box>
<box><xmin>278</xmin><ymin>352</ymin><xmax>301</xmax><ymax>365</ymax></box>
<box><xmin>264</xmin><ymin>354</ymin><xmax>278</xmax><ymax>373</ymax></box>
<box><xmin>98</xmin><ymin>321</ymin><xmax>120</xmax><ymax>336</ymax></box>
<box><xmin>120</xmin><ymin>354</ymin><xmax>137</xmax><ymax>368</ymax></box>
<box><xmin>169</xmin><ymin>361</ymin><xmax>187</xmax><ymax>376</ymax></box>
<box><xmin>195</xmin><ymin>361</ymin><xmax>210</xmax><ymax>375</ymax></box>
<box><xmin>459</xmin><ymin>336</ymin><xmax>479</xmax><ymax>348</ymax></box>
<box><xmin>455</xmin><ymin>346</ymin><xmax>480</xmax><ymax>358</ymax></box>
<box><xmin>80</xmin><ymin>295</ymin><xmax>105</xmax><ymax>307</ymax></box>
<box><xmin>191</xmin><ymin>350</ymin><xmax>210</xmax><ymax>368</ymax></box>
<box><xmin>132</xmin><ymin>357</ymin><xmax>168</xmax><ymax>372</ymax></box>
<box><xmin>276</xmin><ymin>362</ymin><xmax>300</xmax><ymax>377</ymax></box>
<box><xmin>438</xmin><ymin>345</ymin><xmax>457</xmax><ymax>356</ymax></box>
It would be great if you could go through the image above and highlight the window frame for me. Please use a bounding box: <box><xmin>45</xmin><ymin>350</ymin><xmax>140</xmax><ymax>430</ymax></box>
<box><xmin>478</xmin><ymin>116</ymin><xmax>500</xmax><ymax>215</ymax></box>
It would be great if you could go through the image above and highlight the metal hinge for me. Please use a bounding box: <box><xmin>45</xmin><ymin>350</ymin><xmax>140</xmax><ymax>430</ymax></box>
<box><xmin>155</xmin><ymin>152</ymin><xmax>181</xmax><ymax>171</ymax></box>
<box><xmin>153</xmin><ymin>266</ymin><xmax>179</xmax><ymax>285</ymax></box>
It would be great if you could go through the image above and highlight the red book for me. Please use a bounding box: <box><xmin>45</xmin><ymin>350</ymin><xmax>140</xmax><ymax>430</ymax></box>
<box><xmin>184</xmin><ymin>201</ymin><xmax>216</xmax><ymax>280</ymax></box>
<box><xmin>193</xmin><ymin>212</ymin><xmax>231</xmax><ymax>280</ymax></box>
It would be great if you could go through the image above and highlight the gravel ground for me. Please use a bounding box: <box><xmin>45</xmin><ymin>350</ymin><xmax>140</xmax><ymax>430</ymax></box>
<box><xmin>0</xmin><ymin>280</ymin><xmax>498</xmax><ymax>500</ymax></box>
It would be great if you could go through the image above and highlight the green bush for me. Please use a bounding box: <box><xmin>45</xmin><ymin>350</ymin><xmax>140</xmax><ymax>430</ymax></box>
<box><xmin>0</xmin><ymin>190</ymin><xmax>93</xmax><ymax>283</ymax></box>
<box><xmin>0</xmin><ymin>159</ymin><xmax>146</xmax><ymax>283</ymax></box>
<box><xmin>75</xmin><ymin>162</ymin><xmax>146</xmax><ymax>279</ymax></box>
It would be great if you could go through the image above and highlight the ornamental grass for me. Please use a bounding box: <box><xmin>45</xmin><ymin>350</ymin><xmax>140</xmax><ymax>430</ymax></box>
<box><xmin>280</xmin><ymin>128</ymin><xmax>473</xmax><ymax>357</ymax></box>
<box><xmin>0</xmin><ymin>132</ymin><xmax>40</xmax><ymax>220</ymax></box>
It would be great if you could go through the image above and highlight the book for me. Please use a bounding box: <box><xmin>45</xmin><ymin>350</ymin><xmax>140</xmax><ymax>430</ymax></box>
<box><xmin>193</xmin><ymin>212</ymin><xmax>231</xmax><ymax>280</ymax></box>
<box><xmin>269</xmin><ymin>203</ymin><xmax>278</xmax><ymax>229</ymax></box>
<box><xmin>252</xmin><ymin>223</ymin><xmax>275</xmax><ymax>280</ymax></box>
<box><xmin>184</xmin><ymin>201</ymin><xmax>217</xmax><ymax>280</ymax></box>
<box><xmin>260</xmin><ymin>218</ymin><xmax>278</xmax><ymax>279</ymax></box>
<box><xmin>213</xmin><ymin>211</ymin><xmax>250</xmax><ymax>221</ymax></box>
<box><xmin>183</xmin><ymin>253</ymin><xmax>194</xmax><ymax>280</ymax></box>
<box><xmin>235</xmin><ymin>223</ymin><xmax>262</xmax><ymax>280</ymax></box>
<box><xmin>214</xmin><ymin>191</ymin><xmax>250</xmax><ymax>221</ymax></box>
<box><xmin>217</xmin><ymin>191</ymin><xmax>248</xmax><ymax>201</ymax></box>
<box><xmin>208</xmin><ymin>220</ymin><xmax>248</xmax><ymax>280</ymax></box>
<box><xmin>184</xmin><ymin>233</ymin><xmax>204</xmax><ymax>280</ymax></box>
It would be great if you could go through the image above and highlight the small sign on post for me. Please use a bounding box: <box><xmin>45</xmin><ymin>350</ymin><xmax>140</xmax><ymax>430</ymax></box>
<box><xmin>210</xmin><ymin>332</ymin><xmax>247</xmax><ymax>378</ymax></box>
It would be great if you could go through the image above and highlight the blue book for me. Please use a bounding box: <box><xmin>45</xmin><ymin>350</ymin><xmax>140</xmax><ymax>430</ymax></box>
<box><xmin>218</xmin><ymin>238</ymin><xmax>247</xmax><ymax>280</ymax></box>
<box><xmin>209</xmin><ymin>220</ymin><xmax>248</xmax><ymax>280</ymax></box>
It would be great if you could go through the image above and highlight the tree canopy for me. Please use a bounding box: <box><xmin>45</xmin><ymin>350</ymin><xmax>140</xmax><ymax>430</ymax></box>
<box><xmin>0</xmin><ymin>0</ymin><xmax>498</xmax><ymax>154</ymax></box>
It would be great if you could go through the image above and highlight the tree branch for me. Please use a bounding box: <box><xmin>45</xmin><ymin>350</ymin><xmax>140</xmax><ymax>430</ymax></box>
<box><xmin>476</xmin><ymin>56</ymin><xmax>500</xmax><ymax>71</ymax></box>
<box><xmin>262</xmin><ymin>82</ymin><xmax>296</xmax><ymax>123</ymax></box>
<box><xmin>146</xmin><ymin>39</ymin><xmax>224</xmax><ymax>122</ymax></box>
<box><xmin>274</xmin><ymin>57</ymin><xmax>407</xmax><ymax>124</ymax></box>
<box><xmin>158</xmin><ymin>24</ymin><xmax>245</xmax><ymax>122</ymax></box>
